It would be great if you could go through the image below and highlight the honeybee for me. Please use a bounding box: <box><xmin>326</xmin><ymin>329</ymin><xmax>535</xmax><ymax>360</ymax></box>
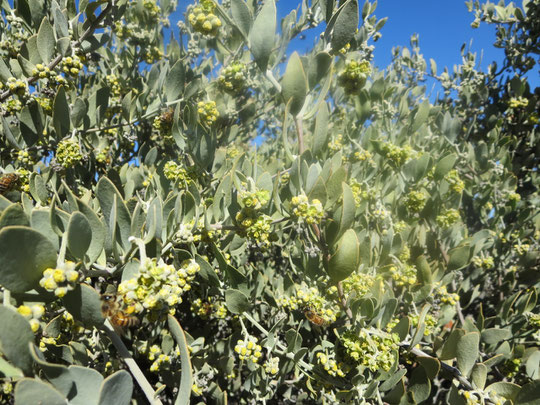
<box><xmin>100</xmin><ymin>293</ymin><xmax>139</xmax><ymax>335</ymax></box>
<box><xmin>160</xmin><ymin>108</ymin><xmax>174</xmax><ymax>125</ymax></box>
<box><xmin>304</xmin><ymin>307</ymin><xmax>327</xmax><ymax>327</ymax></box>
<box><xmin>0</xmin><ymin>173</ymin><xmax>19</xmax><ymax>195</ymax></box>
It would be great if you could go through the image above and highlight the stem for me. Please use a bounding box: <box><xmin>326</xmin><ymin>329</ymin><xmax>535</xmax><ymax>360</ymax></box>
<box><xmin>57</xmin><ymin>232</ymin><xmax>68</xmax><ymax>265</ymax></box>
<box><xmin>102</xmin><ymin>320</ymin><xmax>163</xmax><ymax>405</ymax></box>
<box><xmin>336</xmin><ymin>282</ymin><xmax>353</xmax><ymax>321</ymax></box>
<box><xmin>265</xmin><ymin>70</ymin><xmax>282</xmax><ymax>92</ymax></box>
<box><xmin>3</xmin><ymin>288</ymin><xmax>10</xmax><ymax>307</ymax></box>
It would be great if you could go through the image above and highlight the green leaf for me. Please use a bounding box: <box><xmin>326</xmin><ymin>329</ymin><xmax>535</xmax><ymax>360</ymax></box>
<box><xmin>471</xmin><ymin>363</ymin><xmax>487</xmax><ymax>390</ymax></box>
<box><xmin>67</xmin><ymin>211</ymin><xmax>92</xmax><ymax>259</ymax></box>
<box><xmin>96</xmin><ymin>177</ymin><xmax>131</xmax><ymax>250</ymax></box>
<box><xmin>165</xmin><ymin>60</ymin><xmax>185</xmax><ymax>103</ymax></box>
<box><xmin>456</xmin><ymin>332</ymin><xmax>479</xmax><ymax>376</ymax></box>
<box><xmin>97</xmin><ymin>370</ymin><xmax>132</xmax><ymax>405</ymax></box>
<box><xmin>68</xmin><ymin>365</ymin><xmax>103</xmax><ymax>405</ymax></box>
<box><xmin>281</xmin><ymin>52</ymin><xmax>308</xmax><ymax>116</ymax></box>
<box><xmin>225</xmin><ymin>289</ymin><xmax>250</xmax><ymax>314</ymax></box>
<box><xmin>337</xmin><ymin>182</ymin><xmax>356</xmax><ymax>237</ymax></box>
<box><xmin>0</xmin><ymin>306</ymin><xmax>34</xmax><ymax>375</ymax></box>
<box><xmin>168</xmin><ymin>315</ymin><xmax>192</xmax><ymax>405</ymax></box>
<box><xmin>516</xmin><ymin>380</ymin><xmax>540</xmax><ymax>405</ymax></box>
<box><xmin>0</xmin><ymin>356</ymin><xmax>23</xmax><ymax>378</ymax></box>
<box><xmin>409</xmin><ymin>366</ymin><xmax>431</xmax><ymax>403</ymax></box>
<box><xmin>410</xmin><ymin>99</ymin><xmax>431</xmax><ymax>133</ymax></box>
<box><xmin>327</xmin><ymin>0</ymin><xmax>359</xmax><ymax>53</ymax></box>
<box><xmin>415</xmin><ymin>255</ymin><xmax>432</xmax><ymax>285</ymax></box>
<box><xmin>248</xmin><ymin>0</ymin><xmax>276</xmax><ymax>70</ymax></box>
<box><xmin>311</xmin><ymin>103</ymin><xmax>329</xmax><ymax>155</ymax></box>
<box><xmin>433</xmin><ymin>154</ymin><xmax>457</xmax><ymax>180</ymax></box>
<box><xmin>29</xmin><ymin>173</ymin><xmax>48</xmax><ymax>204</ymax></box>
<box><xmin>231</xmin><ymin>0</ymin><xmax>252</xmax><ymax>36</ymax></box>
<box><xmin>0</xmin><ymin>203</ymin><xmax>30</xmax><ymax>228</ymax></box>
<box><xmin>447</xmin><ymin>245</ymin><xmax>471</xmax><ymax>271</ymax></box>
<box><xmin>53</xmin><ymin>86</ymin><xmax>71</xmax><ymax>139</ymax></box>
<box><xmin>481</xmin><ymin>328</ymin><xmax>512</xmax><ymax>345</ymax></box>
<box><xmin>29</xmin><ymin>345</ymin><xmax>74</xmax><ymax>398</ymax></box>
<box><xmin>14</xmin><ymin>378</ymin><xmax>67</xmax><ymax>405</ymax></box>
<box><xmin>37</xmin><ymin>17</ymin><xmax>56</xmax><ymax>63</ymax></box>
<box><xmin>327</xmin><ymin>229</ymin><xmax>360</xmax><ymax>282</ymax></box>
<box><xmin>75</xmin><ymin>197</ymin><xmax>106</xmax><ymax>263</ymax></box>
<box><xmin>63</xmin><ymin>284</ymin><xmax>105</xmax><ymax>328</ymax></box>
<box><xmin>486</xmin><ymin>381</ymin><xmax>521</xmax><ymax>401</ymax></box>
<box><xmin>0</xmin><ymin>226</ymin><xmax>56</xmax><ymax>293</ymax></box>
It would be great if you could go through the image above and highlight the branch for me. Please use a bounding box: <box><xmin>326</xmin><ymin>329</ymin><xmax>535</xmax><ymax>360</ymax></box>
<box><xmin>0</xmin><ymin>1</ymin><xmax>113</xmax><ymax>102</ymax></box>
<box><xmin>102</xmin><ymin>320</ymin><xmax>163</xmax><ymax>405</ymax></box>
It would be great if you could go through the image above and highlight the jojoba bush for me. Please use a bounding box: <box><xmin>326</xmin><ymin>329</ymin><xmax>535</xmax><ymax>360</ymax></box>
<box><xmin>0</xmin><ymin>0</ymin><xmax>538</xmax><ymax>404</ymax></box>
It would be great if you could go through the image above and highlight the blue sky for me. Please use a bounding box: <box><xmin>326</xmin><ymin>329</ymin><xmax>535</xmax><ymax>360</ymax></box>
<box><xmin>171</xmin><ymin>0</ymin><xmax>539</xmax><ymax>88</ymax></box>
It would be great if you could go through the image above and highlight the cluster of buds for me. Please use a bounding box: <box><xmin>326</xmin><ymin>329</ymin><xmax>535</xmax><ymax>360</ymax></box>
<box><xmin>61</xmin><ymin>56</ymin><xmax>83</xmax><ymax>77</ymax></box>
<box><xmin>290</xmin><ymin>194</ymin><xmax>324</xmax><ymax>225</ymax></box>
<box><xmin>410</xmin><ymin>313</ymin><xmax>438</xmax><ymax>336</ymax></box>
<box><xmin>106</xmin><ymin>74</ymin><xmax>123</xmax><ymax>97</ymax></box>
<box><xmin>341</xmin><ymin>272</ymin><xmax>376</xmax><ymax>297</ymax></box>
<box><xmin>389</xmin><ymin>264</ymin><xmax>417</xmax><ymax>287</ymax></box>
<box><xmin>217</xmin><ymin>62</ymin><xmax>248</xmax><ymax>94</ymax></box>
<box><xmin>337</xmin><ymin>60</ymin><xmax>371</xmax><ymax>94</ymax></box>
<box><xmin>404</xmin><ymin>190</ymin><xmax>427</xmax><ymax>213</ymax></box>
<box><xmin>349</xmin><ymin>148</ymin><xmax>373</xmax><ymax>163</ymax></box>
<box><xmin>17</xmin><ymin>304</ymin><xmax>45</xmax><ymax>333</ymax></box>
<box><xmin>56</xmin><ymin>139</ymin><xmax>83</xmax><ymax>168</ymax></box>
<box><xmin>434</xmin><ymin>282</ymin><xmax>460</xmax><ymax>305</ymax></box>
<box><xmin>163</xmin><ymin>161</ymin><xmax>192</xmax><ymax>187</ymax></box>
<box><xmin>6</xmin><ymin>77</ymin><xmax>28</xmax><ymax>97</ymax></box>
<box><xmin>32</xmin><ymin>64</ymin><xmax>52</xmax><ymax>79</ymax></box>
<box><xmin>234</xmin><ymin>335</ymin><xmax>262</xmax><ymax>364</ymax></box>
<box><xmin>174</xmin><ymin>222</ymin><xmax>196</xmax><ymax>244</ymax></box>
<box><xmin>263</xmin><ymin>356</ymin><xmax>280</xmax><ymax>375</ymax></box>
<box><xmin>39</xmin><ymin>261</ymin><xmax>80</xmax><ymax>297</ymax></box>
<box><xmin>436</xmin><ymin>208</ymin><xmax>461</xmax><ymax>228</ymax></box>
<box><xmin>144</xmin><ymin>46</ymin><xmax>164</xmax><ymax>64</ymax></box>
<box><xmin>118</xmin><ymin>258</ymin><xmax>201</xmax><ymax>314</ymax></box>
<box><xmin>235</xmin><ymin>185</ymin><xmax>273</xmax><ymax>244</ymax></box>
<box><xmin>188</xmin><ymin>0</ymin><xmax>222</xmax><ymax>36</ymax></box>
<box><xmin>316</xmin><ymin>351</ymin><xmax>347</xmax><ymax>377</ymax></box>
<box><xmin>96</xmin><ymin>146</ymin><xmax>111</xmax><ymax>164</ymax></box>
<box><xmin>508</xmin><ymin>96</ymin><xmax>528</xmax><ymax>109</ymax></box>
<box><xmin>380</xmin><ymin>142</ymin><xmax>414</xmax><ymax>167</ymax></box>
<box><xmin>348</xmin><ymin>178</ymin><xmax>371</xmax><ymax>207</ymax></box>
<box><xmin>190</xmin><ymin>298</ymin><xmax>227</xmax><ymax>320</ymax></box>
<box><xmin>472</xmin><ymin>255</ymin><xmax>495</xmax><ymax>269</ymax></box>
<box><xmin>197</xmin><ymin>100</ymin><xmax>219</xmax><ymax>126</ymax></box>
<box><xmin>143</xmin><ymin>0</ymin><xmax>161</xmax><ymax>20</ymax></box>
<box><xmin>16</xmin><ymin>150</ymin><xmax>34</xmax><ymax>165</ymax></box>
<box><xmin>2</xmin><ymin>98</ymin><xmax>22</xmax><ymax>114</ymax></box>
<box><xmin>444</xmin><ymin>169</ymin><xmax>465</xmax><ymax>194</ymax></box>
<box><xmin>341</xmin><ymin>329</ymin><xmax>399</xmax><ymax>372</ymax></box>
<box><xmin>327</xmin><ymin>133</ymin><xmax>343</xmax><ymax>152</ymax></box>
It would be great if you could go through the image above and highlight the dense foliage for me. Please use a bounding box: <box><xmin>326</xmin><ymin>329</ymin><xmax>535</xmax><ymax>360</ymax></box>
<box><xmin>0</xmin><ymin>0</ymin><xmax>539</xmax><ymax>404</ymax></box>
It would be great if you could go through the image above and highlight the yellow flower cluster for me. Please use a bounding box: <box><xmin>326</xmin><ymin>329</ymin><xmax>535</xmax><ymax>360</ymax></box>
<box><xmin>290</xmin><ymin>194</ymin><xmax>324</xmax><ymax>225</ymax></box>
<box><xmin>234</xmin><ymin>335</ymin><xmax>262</xmax><ymax>363</ymax></box>
<box><xmin>197</xmin><ymin>100</ymin><xmax>219</xmax><ymax>126</ymax></box>
<box><xmin>472</xmin><ymin>256</ymin><xmax>494</xmax><ymax>269</ymax></box>
<box><xmin>316</xmin><ymin>352</ymin><xmax>346</xmax><ymax>377</ymax></box>
<box><xmin>32</xmin><ymin>64</ymin><xmax>51</xmax><ymax>79</ymax></box>
<box><xmin>190</xmin><ymin>298</ymin><xmax>227</xmax><ymax>320</ymax></box>
<box><xmin>342</xmin><ymin>329</ymin><xmax>399</xmax><ymax>372</ymax></box>
<box><xmin>436</xmin><ymin>208</ymin><xmax>461</xmax><ymax>228</ymax></box>
<box><xmin>218</xmin><ymin>62</ymin><xmax>248</xmax><ymax>94</ymax></box>
<box><xmin>17</xmin><ymin>150</ymin><xmax>33</xmax><ymax>165</ymax></box>
<box><xmin>39</xmin><ymin>261</ymin><xmax>79</xmax><ymax>297</ymax></box>
<box><xmin>508</xmin><ymin>96</ymin><xmax>528</xmax><ymax>108</ymax></box>
<box><xmin>445</xmin><ymin>170</ymin><xmax>465</xmax><ymax>194</ymax></box>
<box><xmin>235</xmin><ymin>185</ymin><xmax>272</xmax><ymax>244</ymax></box>
<box><xmin>341</xmin><ymin>272</ymin><xmax>376</xmax><ymax>297</ymax></box>
<box><xmin>56</xmin><ymin>139</ymin><xmax>83</xmax><ymax>168</ymax></box>
<box><xmin>163</xmin><ymin>160</ymin><xmax>192</xmax><ymax>187</ymax></box>
<box><xmin>434</xmin><ymin>283</ymin><xmax>460</xmax><ymax>305</ymax></box>
<box><xmin>410</xmin><ymin>313</ymin><xmax>437</xmax><ymax>336</ymax></box>
<box><xmin>389</xmin><ymin>264</ymin><xmax>417</xmax><ymax>286</ymax></box>
<box><xmin>404</xmin><ymin>190</ymin><xmax>427</xmax><ymax>213</ymax></box>
<box><xmin>328</xmin><ymin>133</ymin><xmax>343</xmax><ymax>152</ymax></box>
<box><xmin>61</xmin><ymin>56</ymin><xmax>84</xmax><ymax>77</ymax></box>
<box><xmin>264</xmin><ymin>356</ymin><xmax>280</xmax><ymax>375</ymax></box>
<box><xmin>188</xmin><ymin>0</ymin><xmax>222</xmax><ymax>36</ymax></box>
<box><xmin>118</xmin><ymin>258</ymin><xmax>201</xmax><ymax>314</ymax></box>
<box><xmin>6</xmin><ymin>77</ymin><xmax>27</xmax><ymax>97</ymax></box>
<box><xmin>380</xmin><ymin>142</ymin><xmax>414</xmax><ymax>167</ymax></box>
<box><xmin>17</xmin><ymin>304</ymin><xmax>45</xmax><ymax>333</ymax></box>
<box><xmin>337</xmin><ymin>60</ymin><xmax>371</xmax><ymax>94</ymax></box>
